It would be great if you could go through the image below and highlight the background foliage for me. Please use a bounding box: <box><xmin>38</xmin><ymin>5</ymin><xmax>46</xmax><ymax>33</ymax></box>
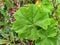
<box><xmin>0</xmin><ymin>0</ymin><xmax>60</xmax><ymax>45</ymax></box>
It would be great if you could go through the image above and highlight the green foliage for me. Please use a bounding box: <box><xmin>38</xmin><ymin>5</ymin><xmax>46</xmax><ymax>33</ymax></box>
<box><xmin>2</xmin><ymin>0</ymin><xmax>15</xmax><ymax>9</ymax></box>
<box><xmin>56</xmin><ymin>0</ymin><xmax>60</xmax><ymax>3</ymax></box>
<box><xmin>0</xmin><ymin>0</ymin><xmax>60</xmax><ymax>45</ymax></box>
<box><xmin>0</xmin><ymin>6</ymin><xmax>10</xmax><ymax>29</ymax></box>
<box><xmin>0</xmin><ymin>39</ymin><xmax>8</xmax><ymax>44</ymax></box>
<box><xmin>0</xmin><ymin>30</ymin><xmax>20</xmax><ymax>45</ymax></box>
<box><xmin>12</xmin><ymin>4</ymin><xmax>58</xmax><ymax>45</ymax></box>
<box><xmin>57</xmin><ymin>5</ymin><xmax>60</xmax><ymax>23</ymax></box>
<box><xmin>0</xmin><ymin>0</ymin><xmax>19</xmax><ymax>45</ymax></box>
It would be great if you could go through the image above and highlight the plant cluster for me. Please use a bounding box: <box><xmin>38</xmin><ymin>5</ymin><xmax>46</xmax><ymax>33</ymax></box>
<box><xmin>0</xmin><ymin>0</ymin><xmax>60</xmax><ymax>45</ymax></box>
<box><xmin>12</xmin><ymin>0</ymin><xmax>60</xmax><ymax>45</ymax></box>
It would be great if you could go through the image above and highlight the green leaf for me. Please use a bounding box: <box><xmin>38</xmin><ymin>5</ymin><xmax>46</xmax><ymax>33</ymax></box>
<box><xmin>48</xmin><ymin>32</ymin><xmax>57</xmax><ymax>37</ymax></box>
<box><xmin>35</xmin><ymin>18</ymin><xmax>51</xmax><ymax>30</ymax></box>
<box><xmin>0</xmin><ymin>39</ymin><xmax>8</xmax><ymax>44</ymax></box>
<box><xmin>56</xmin><ymin>0</ymin><xmax>60</xmax><ymax>3</ymax></box>
<box><xmin>12</xmin><ymin>4</ymin><xmax>58</xmax><ymax>41</ymax></box>
<box><xmin>0</xmin><ymin>22</ymin><xmax>4</xmax><ymax>25</ymax></box>
<box><xmin>27</xmin><ymin>28</ymin><xmax>40</xmax><ymax>40</ymax></box>
<box><xmin>36</xmin><ymin>38</ymin><xmax>57</xmax><ymax>45</ymax></box>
